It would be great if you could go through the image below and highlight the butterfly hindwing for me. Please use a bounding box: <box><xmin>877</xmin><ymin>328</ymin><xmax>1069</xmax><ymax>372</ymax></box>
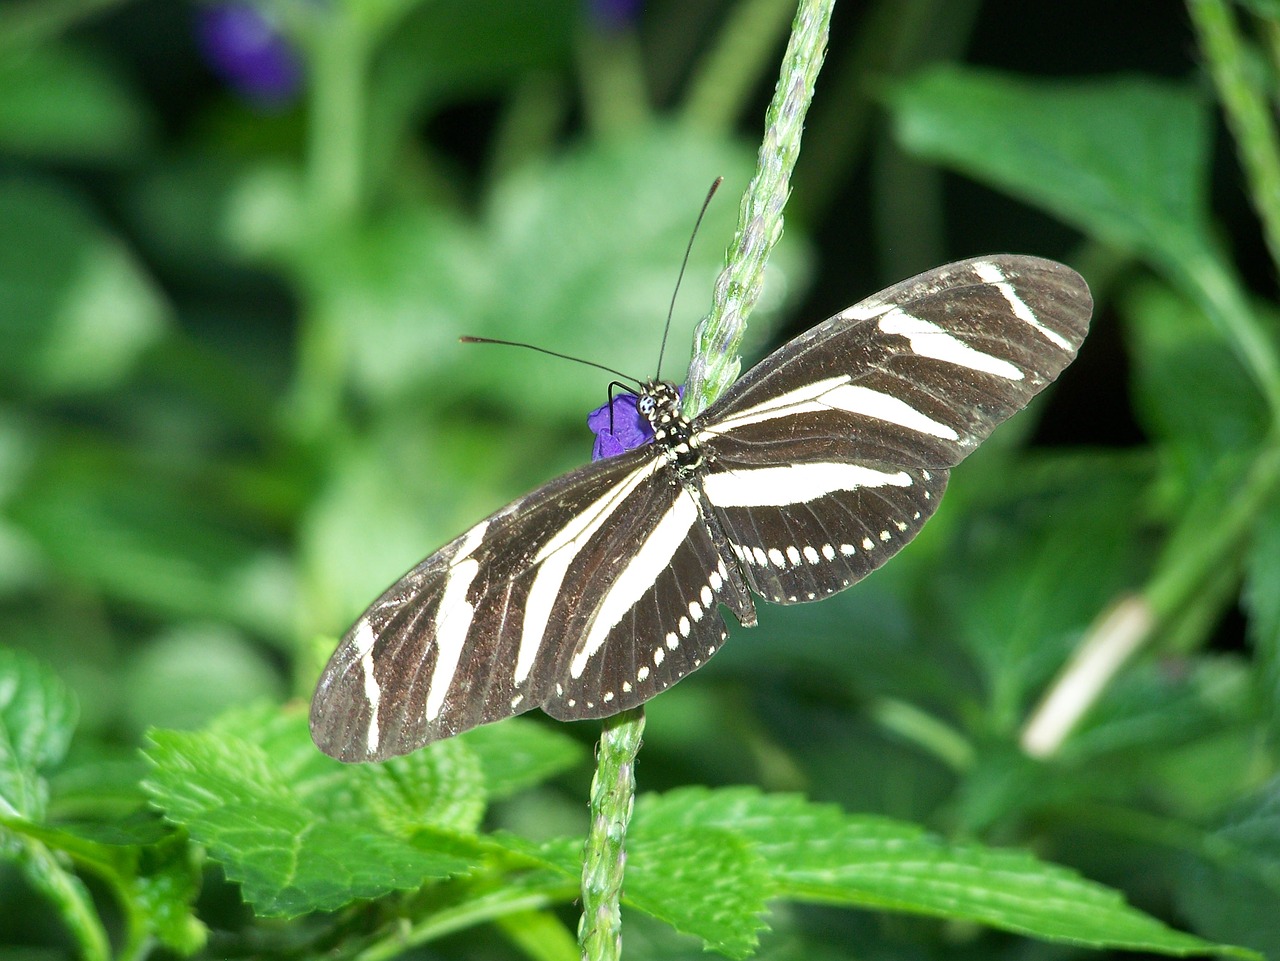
<box><xmin>544</xmin><ymin>483</ymin><xmax>755</xmax><ymax>719</ymax></box>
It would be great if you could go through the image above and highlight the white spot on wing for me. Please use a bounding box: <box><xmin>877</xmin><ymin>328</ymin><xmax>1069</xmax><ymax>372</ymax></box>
<box><xmin>803</xmin><ymin>546</ymin><xmax>820</xmax><ymax>564</ymax></box>
<box><xmin>786</xmin><ymin>546</ymin><xmax>801</xmax><ymax>565</ymax></box>
<box><xmin>768</xmin><ymin>548</ymin><xmax>786</xmax><ymax>567</ymax></box>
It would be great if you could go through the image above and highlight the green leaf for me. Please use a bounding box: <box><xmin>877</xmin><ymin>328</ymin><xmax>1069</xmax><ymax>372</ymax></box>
<box><xmin>634</xmin><ymin>787</ymin><xmax>1249</xmax><ymax>957</ymax></box>
<box><xmin>1175</xmin><ymin>777</ymin><xmax>1280</xmax><ymax>959</ymax></box>
<box><xmin>1067</xmin><ymin>656</ymin><xmax>1253</xmax><ymax>767</ymax></box>
<box><xmin>242</xmin><ymin>125</ymin><xmax>785</xmax><ymax>417</ymax></box>
<box><xmin>886</xmin><ymin>68</ymin><xmax>1280</xmax><ymax>410</ymax></box>
<box><xmin>9</xmin><ymin>442</ymin><xmax>287</xmax><ymax>636</ymax></box>
<box><xmin>0</xmin><ymin>646</ymin><xmax>77</xmax><ymax>821</ymax></box>
<box><xmin>1122</xmin><ymin>278</ymin><xmax>1269</xmax><ymax>487</ymax></box>
<box><xmin>933</xmin><ymin>458</ymin><xmax>1148</xmax><ymax>734</ymax></box>
<box><xmin>0</xmin><ymin>177</ymin><xmax>168</xmax><ymax>395</ymax></box>
<box><xmin>1243</xmin><ymin>502</ymin><xmax>1280</xmax><ymax>733</ymax></box>
<box><xmin>458</xmin><ymin>718</ymin><xmax>585</xmax><ymax>800</ymax></box>
<box><xmin>11</xmin><ymin>837</ymin><xmax>111</xmax><ymax>961</ymax></box>
<box><xmin>375</xmin><ymin>0</ymin><xmax>576</xmax><ymax>96</ymax></box>
<box><xmin>0</xmin><ymin>43</ymin><xmax>151</xmax><ymax>162</ymax></box>
<box><xmin>12</xmin><ymin>816</ymin><xmax>208</xmax><ymax>956</ymax></box>
<box><xmin>626</xmin><ymin>824</ymin><xmax>771</xmax><ymax>959</ymax></box>
<box><xmin>122</xmin><ymin>624</ymin><xmax>283</xmax><ymax>737</ymax></box>
<box><xmin>142</xmin><ymin>719</ymin><xmax>481</xmax><ymax>916</ymax></box>
<box><xmin>888</xmin><ymin>68</ymin><xmax>1212</xmax><ymax>266</ymax></box>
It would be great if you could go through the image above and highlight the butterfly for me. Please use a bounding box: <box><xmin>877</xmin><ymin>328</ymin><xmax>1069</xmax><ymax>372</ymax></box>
<box><xmin>311</xmin><ymin>254</ymin><xmax>1092</xmax><ymax>762</ymax></box>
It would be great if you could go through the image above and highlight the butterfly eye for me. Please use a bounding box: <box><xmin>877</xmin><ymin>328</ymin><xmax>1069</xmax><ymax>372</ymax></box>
<box><xmin>638</xmin><ymin>396</ymin><xmax>655</xmax><ymax>415</ymax></box>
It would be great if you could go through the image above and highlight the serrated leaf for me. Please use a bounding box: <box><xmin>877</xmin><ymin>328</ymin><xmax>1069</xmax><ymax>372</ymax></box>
<box><xmin>142</xmin><ymin>726</ymin><xmax>477</xmax><ymax>916</ymax></box>
<box><xmin>635</xmin><ymin>788</ymin><xmax>1249</xmax><ymax>957</ymax></box>
<box><xmin>211</xmin><ymin>702</ymin><xmax>489</xmax><ymax>836</ymax></box>
<box><xmin>459</xmin><ymin>718</ymin><xmax>585</xmax><ymax>800</ymax></box>
<box><xmin>1175</xmin><ymin>776</ymin><xmax>1280</xmax><ymax>959</ymax></box>
<box><xmin>0</xmin><ymin>647</ymin><xmax>77</xmax><ymax>821</ymax></box>
<box><xmin>351</xmin><ymin>741</ymin><xmax>487</xmax><ymax>836</ymax></box>
<box><xmin>626</xmin><ymin>825</ymin><xmax>770</xmax><ymax>959</ymax></box>
<box><xmin>889</xmin><ymin>69</ymin><xmax>1211</xmax><ymax>267</ymax></box>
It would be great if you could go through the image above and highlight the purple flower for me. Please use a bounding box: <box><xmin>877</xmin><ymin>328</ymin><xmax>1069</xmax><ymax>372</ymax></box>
<box><xmin>588</xmin><ymin>385</ymin><xmax>682</xmax><ymax>461</ymax></box>
<box><xmin>196</xmin><ymin>3</ymin><xmax>302</xmax><ymax>107</ymax></box>
<box><xmin>586</xmin><ymin>0</ymin><xmax>642</xmax><ymax>32</ymax></box>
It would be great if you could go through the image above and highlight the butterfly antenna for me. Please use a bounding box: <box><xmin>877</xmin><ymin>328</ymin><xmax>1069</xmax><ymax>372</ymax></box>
<box><xmin>656</xmin><ymin>177</ymin><xmax>723</xmax><ymax>381</ymax></box>
<box><xmin>459</xmin><ymin>336</ymin><xmax>643</xmax><ymax>385</ymax></box>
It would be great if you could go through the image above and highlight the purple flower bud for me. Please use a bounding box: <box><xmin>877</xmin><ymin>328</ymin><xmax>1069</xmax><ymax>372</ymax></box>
<box><xmin>588</xmin><ymin>385</ymin><xmax>682</xmax><ymax>461</ymax></box>
<box><xmin>196</xmin><ymin>3</ymin><xmax>302</xmax><ymax>107</ymax></box>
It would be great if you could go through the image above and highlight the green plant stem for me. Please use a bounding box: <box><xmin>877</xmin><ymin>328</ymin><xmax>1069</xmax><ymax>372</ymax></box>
<box><xmin>1144</xmin><ymin>441</ymin><xmax>1280</xmax><ymax>622</ymax></box>
<box><xmin>685</xmin><ymin>0</ymin><xmax>834</xmax><ymax>417</ymax></box>
<box><xmin>869</xmin><ymin>696</ymin><xmax>975</xmax><ymax>772</ymax></box>
<box><xmin>681</xmin><ymin>0</ymin><xmax>798</xmax><ymax>134</ymax></box>
<box><xmin>1023</xmin><ymin>436</ymin><xmax>1280</xmax><ymax>757</ymax></box>
<box><xmin>356</xmin><ymin>885</ymin><xmax>577</xmax><ymax>961</ymax></box>
<box><xmin>1188</xmin><ymin>0</ymin><xmax>1280</xmax><ymax>278</ymax></box>
<box><xmin>577</xmin><ymin>28</ymin><xmax>651</xmax><ymax>138</ymax></box>
<box><xmin>308</xmin><ymin>14</ymin><xmax>367</xmax><ymax>226</ymax></box>
<box><xmin>285</xmin><ymin>11</ymin><xmax>370</xmax><ymax>446</ymax></box>
<box><xmin>575</xmin><ymin>5</ymin><xmax>833</xmax><ymax>957</ymax></box>
<box><xmin>578</xmin><ymin>708</ymin><xmax>644</xmax><ymax>961</ymax></box>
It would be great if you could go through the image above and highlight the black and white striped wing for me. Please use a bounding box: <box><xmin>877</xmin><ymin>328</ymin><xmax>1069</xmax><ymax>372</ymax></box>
<box><xmin>694</xmin><ymin>255</ymin><xmax>1091</xmax><ymax>603</ymax></box>
<box><xmin>310</xmin><ymin>448</ymin><xmax>747</xmax><ymax>762</ymax></box>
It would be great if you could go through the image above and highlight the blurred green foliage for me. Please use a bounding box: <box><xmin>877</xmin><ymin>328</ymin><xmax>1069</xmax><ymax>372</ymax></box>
<box><xmin>1</xmin><ymin>0</ymin><xmax>1279</xmax><ymax>959</ymax></box>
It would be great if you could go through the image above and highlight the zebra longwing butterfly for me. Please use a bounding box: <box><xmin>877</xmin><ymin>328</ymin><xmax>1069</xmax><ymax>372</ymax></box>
<box><xmin>311</xmin><ymin>255</ymin><xmax>1092</xmax><ymax>762</ymax></box>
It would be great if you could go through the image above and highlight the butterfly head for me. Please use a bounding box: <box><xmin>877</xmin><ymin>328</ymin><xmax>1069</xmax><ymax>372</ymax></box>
<box><xmin>641</xmin><ymin>381</ymin><xmax>700</xmax><ymax>469</ymax></box>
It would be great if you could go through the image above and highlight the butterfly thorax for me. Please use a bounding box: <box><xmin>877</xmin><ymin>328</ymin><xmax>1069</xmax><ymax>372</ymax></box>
<box><xmin>639</xmin><ymin>380</ymin><xmax>702</xmax><ymax>471</ymax></box>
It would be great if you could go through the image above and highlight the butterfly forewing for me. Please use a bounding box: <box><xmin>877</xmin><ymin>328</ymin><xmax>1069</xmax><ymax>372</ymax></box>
<box><xmin>312</xmin><ymin>253</ymin><xmax>1093</xmax><ymax>761</ymax></box>
<box><xmin>690</xmin><ymin>256</ymin><xmax>1090</xmax><ymax>604</ymax></box>
<box><xmin>312</xmin><ymin>445</ymin><xmax>667</xmax><ymax>761</ymax></box>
